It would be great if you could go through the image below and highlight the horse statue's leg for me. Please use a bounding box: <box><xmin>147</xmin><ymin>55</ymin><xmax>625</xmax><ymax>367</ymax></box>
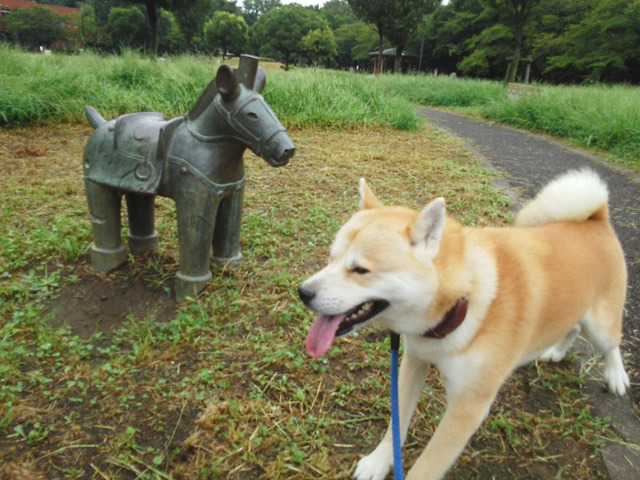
<box><xmin>172</xmin><ymin>172</ymin><xmax>220</xmax><ymax>301</ymax></box>
<box><xmin>85</xmin><ymin>180</ymin><xmax>127</xmax><ymax>271</ymax></box>
<box><xmin>212</xmin><ymin>186</ymin><xmax>244</xmax><ymax>264</ymax></box>
<box><xmin>125</xmin><ymin>193</ymin><xmax>159</xmax><ymax>254</ymax></box>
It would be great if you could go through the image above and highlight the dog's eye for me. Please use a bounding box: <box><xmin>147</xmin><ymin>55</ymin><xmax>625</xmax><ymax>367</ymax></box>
<box><xmin>351</xmin><ymin>267</ymin><xmax>370</xmax><ymax>275</ymax></box>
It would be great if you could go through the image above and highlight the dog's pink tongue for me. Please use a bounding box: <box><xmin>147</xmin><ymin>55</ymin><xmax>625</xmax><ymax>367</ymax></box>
<box><xmin>306</xmin><ymin>313</ymin><xmax>346</xmax><ymax>358</ymax></box>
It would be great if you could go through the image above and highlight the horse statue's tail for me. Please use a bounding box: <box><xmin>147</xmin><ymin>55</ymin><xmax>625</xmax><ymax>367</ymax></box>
<box><xmin>85</xmin><ymin>105</ymin><xmax>107</xmax><ymax>129</ymax></box>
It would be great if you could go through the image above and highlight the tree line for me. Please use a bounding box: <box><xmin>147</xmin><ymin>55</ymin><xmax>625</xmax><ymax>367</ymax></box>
<box><xmin>1</xmin><ymin>0</ymin><xmax>639</xmax><ymax>84</ymax></box>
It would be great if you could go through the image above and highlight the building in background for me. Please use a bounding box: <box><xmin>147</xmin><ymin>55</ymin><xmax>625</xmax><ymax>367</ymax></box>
<box><xmin>0</xmin><ymin>0</ymin><xmax>82</xmax><ymax>51</ymax></box>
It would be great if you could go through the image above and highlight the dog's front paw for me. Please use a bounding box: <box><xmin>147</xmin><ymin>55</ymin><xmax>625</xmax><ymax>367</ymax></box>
<box><xmin>353</xmin><ymin>446</ymin><xmax>393</xmax><ymax>480</ymax></box>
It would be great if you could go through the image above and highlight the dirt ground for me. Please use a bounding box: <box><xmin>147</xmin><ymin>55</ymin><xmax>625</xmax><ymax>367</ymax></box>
<box><xmin>0</xmin><ymin>123</ymin><xmax>629</xmax><ymax>479</ymax></box>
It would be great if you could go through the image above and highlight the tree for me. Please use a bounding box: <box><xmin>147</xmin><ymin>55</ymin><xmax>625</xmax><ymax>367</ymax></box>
<box><xmin>253</xmin><ymin>4</ymin><xmax>329</xmax><ymax>70</ymax></box>
<box><xmin>347</xmin><ymin>0</ymin><xmax>393</xmax><ymax>73</ymax></box>
<box><xmin>528</xmin><ymin>0</ymin><xmax>592</xmax><ymax>82</ymax></box>
<box><xmin>490</xmin><ymin>0</ymin><xmax>541</xmax><ymax>84</ymax></box>
<box><xmin>384</xmin><ymin>0</ymin><xmax>439</xmax><ymax>72</ymax></box>
<box><xmin>108</xmin><ymin>7</ymin><xmax>145</xmax><ymax>47</ymax></box>
<box><xmin>121</xmin><ymin>0</ymin><xmax>172</xmax><ymax>55</ymax></box>
<box><xmin>422</xmin><ymin>0</ymin><xmax>493</xmax><ymax>75</ymax></box>
<box><xmin>76</xmin><ymin>2</ymin><xmax>110</xmax><ymax>48</ymax></box>
<box><xmin>457</xmin><ymin>23</ymin><xmax>512</xmax><ymax>76</ymax></box>
<box><xmin>204</xmin><ymin>11</ymin><xmax>249</xmax><ymax>58</ymax></box>
<box><xmin>242</xmin><ymin>0</ymin><xmax>281</xmax><ymax>26</ymax></box>
<box><xmin>544</xmin><ymin>0</ymin><xmax>640</xmax><ymax>83</ymax></box>
<box><xmin>172</xmin><ymin>0</ymin><xmax>211</xmax><ymax>52</ymax></box>
<box><xmin>301</xmin><ymin>28</ymin><xmax>337</xmax><ymax>65</ymax></box>
<box><xmin>158</xmin><ymin>10</ymin><xmax>185</xmax><ymax>53</ymax></box>
<box><xmin>40</xmin><ymin>0</ymin><xmax>81</xmax><ymax>6</ymax></box>
<box><xmin>350</xmin><ymin>22</ymin><xmax>379</xmax><ymax>64</ymax></box>
<box><xmin>89</xmin><ymin>0</ymin><xmax>120</xmax><ymax>26</ymax></box>
<box><xmin>321</xmin><ymin>0</ymin><xmax>356</xmax><ymax>30</ymax></box>
<box><xmin>1</xmin><ymin>6</ymin><xmax>66</xmax><ymax>48</ymax></box>
<box><xmin>211</xmin><ymin>0</ymin><xmax>239</xmax><ymax>14</ymax></box>
<box><xmin>334</xmin><ymin>21</ymin><xmax>377</xmax><ymax>69</ymax></box>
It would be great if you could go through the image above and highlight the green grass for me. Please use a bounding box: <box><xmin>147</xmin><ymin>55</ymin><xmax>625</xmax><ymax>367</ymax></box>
<box><xmin>481</xmin><ymin>84</ymin><xmax>640</xmax><ymax>168</ymax></box>
<box><xmin>2</xmin><ymin>45</ymin><xmax>639</xmax><ymax>168</ymax></box>
<box><xmin>0</xmin><ymin>45</ymin><xmax>418</xmax><ymax>132</ymax></box>
<box><xmin>0</xmin><ymin>47</ymin><xmax>214</xmax><ymax>126</ymax></box>
<box><xmin>378</xmin><ymin>73</ymin><xmax>506</xmax><ymax>108</ymax></box>
<box><xmin>0</xmin><ymin>123</ymin><xmax>622</xmax><ymax>479</ymax></box>
<box><xmin>265</xmin><ymin>69</ymin><xmax>419</xmax><ymax>130</ymax></box>
<box><xmin>0</xmin><ymin>45</ymin><xmax>634</xmax><ymax>479</ymax></box>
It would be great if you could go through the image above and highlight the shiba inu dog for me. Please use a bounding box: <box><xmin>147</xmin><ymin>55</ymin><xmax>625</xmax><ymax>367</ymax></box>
<box><xmin>298</xmin><ymin>169</ymin><xmax>629</xmax><ymax>480</ymax></box>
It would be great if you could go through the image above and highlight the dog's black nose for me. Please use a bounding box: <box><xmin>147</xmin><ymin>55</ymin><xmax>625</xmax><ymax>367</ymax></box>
<box><xmin>298</xmin><ymin>286</ymin><xmax>315</xmax><ymax>306</ymax></box>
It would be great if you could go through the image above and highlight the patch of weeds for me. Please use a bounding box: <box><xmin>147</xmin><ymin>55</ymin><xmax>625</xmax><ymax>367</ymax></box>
<box><xmin>11</xmin><ymin>421</ymin><xmax>55</xmax><ymax>447</ymax></box>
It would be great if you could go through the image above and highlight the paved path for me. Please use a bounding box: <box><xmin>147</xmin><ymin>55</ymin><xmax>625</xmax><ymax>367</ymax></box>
<box><xmin>420</xmin><ymin>107</ymin><xmax>640</xmax><ymax>480</ymax></box>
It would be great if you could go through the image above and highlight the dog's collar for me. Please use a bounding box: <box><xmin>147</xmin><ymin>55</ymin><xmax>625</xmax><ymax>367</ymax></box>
<box><xmin>423</xmin><ymin>297</ymin><xmax>468</xmax><ymax>339</ymax></box>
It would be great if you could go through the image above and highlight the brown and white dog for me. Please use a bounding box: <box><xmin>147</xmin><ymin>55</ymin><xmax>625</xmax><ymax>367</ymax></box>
<box><xmin>299</xmin><ymin>169</ymin><xmax>629</xmax><ymax>480</ymax></box>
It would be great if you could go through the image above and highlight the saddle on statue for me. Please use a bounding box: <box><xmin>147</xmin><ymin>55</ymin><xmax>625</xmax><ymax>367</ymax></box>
<box><xmin>85</xmin><ymin>112</ymin><xmax>182</xmax><ymax>195</ymax></box>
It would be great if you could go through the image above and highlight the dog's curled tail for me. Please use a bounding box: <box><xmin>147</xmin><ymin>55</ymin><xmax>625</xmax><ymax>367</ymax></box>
<box><xmin>515</xmin><ymin>169</ymin><xmax>610</xmax><ymax>227</ymax></box>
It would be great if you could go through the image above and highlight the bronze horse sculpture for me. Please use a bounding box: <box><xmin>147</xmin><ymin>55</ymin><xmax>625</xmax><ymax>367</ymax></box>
<box><xmin>83</xmin><ymin>55</ymin><xmax>295</xmax><ymax>300</ymax></box>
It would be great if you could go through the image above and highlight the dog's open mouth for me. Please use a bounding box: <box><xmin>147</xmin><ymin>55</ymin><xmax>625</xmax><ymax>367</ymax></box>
<box><xmin>305</xmin><ymin>300</ymin><xmax>389</xmax><ymax>359</ymax></box>
<box><xmin>335</xmin><ymin>300</ymin><xmax>390</xmax><ymax>337</ymax></box>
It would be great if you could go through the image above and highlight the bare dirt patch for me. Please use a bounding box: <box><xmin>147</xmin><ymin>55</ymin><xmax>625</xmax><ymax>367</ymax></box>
<box><xmin>47</xmin><ymin>262</ymin><xmax>177</xmax><ymax>341</ymax></box>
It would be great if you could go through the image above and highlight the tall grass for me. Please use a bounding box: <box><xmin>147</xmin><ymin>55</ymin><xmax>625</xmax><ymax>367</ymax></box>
<box><xmin>377</xmin><ymin>74</ymin><xmax>506</xmax><ymax>107</ymax></box>
<box><xmin>481</xmin><ymin>85</ymin><xmax>640</xmax><ymax>165</ymax></box>
<box><xmin>265</xmin><ymin>69</ymin><xmax>418</xmax><ymax>130</ymax></box>
<box><xmin>0</xmin><ymin>45</ymin><xmax>418</xmax><ymax>131</ymax></box>
<box><xmin>0</xmin><ymin>46</ymin><xmax>215</xmax><ymax>126</ymax></box>
<box><xmin>1</xmin><ymin>45</ymin><xmax>639</xmax><ymax>166</ymax></box>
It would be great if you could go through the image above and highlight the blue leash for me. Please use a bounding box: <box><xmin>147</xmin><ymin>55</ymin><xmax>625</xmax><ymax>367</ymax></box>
<box><xmin>390</xmin><ymin>332</ymin><xmax>403</xmax><ymax>480</ymax></box>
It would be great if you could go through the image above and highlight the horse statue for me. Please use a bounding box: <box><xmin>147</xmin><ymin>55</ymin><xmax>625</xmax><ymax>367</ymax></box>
<box><xmin>83</xmin><ymin>55</ymin><xmax>295</xmax><ymax>301</ymax></box>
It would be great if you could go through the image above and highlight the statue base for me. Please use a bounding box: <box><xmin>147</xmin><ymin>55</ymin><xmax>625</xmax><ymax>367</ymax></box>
<box><xmin>90</xmin><ymin>244</ymin><xmax>127</xmax><ymax>271</ymax></box>
<box><xmin>175</xmin><ymin>271</ymin><xmax>213</xmax><ymax>301</ymax></box>
<box><xmin>128</xmin><ymin>232</ymin><xmax>160</xmax><ymax>254</ymax></box>
<box><xmin>212</xmin><ymin>252</ymin><xmax>243</xmax><ymax>266</ymax></box>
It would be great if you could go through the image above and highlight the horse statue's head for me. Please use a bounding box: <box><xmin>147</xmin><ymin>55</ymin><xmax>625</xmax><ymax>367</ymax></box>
<box><xmin>187</xmin><ymin>55</ymin><xmax>295</xmax><ymax>167</ymax></box>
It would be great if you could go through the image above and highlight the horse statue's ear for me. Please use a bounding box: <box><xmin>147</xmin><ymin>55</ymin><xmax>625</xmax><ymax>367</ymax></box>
<box><xmin>216</xmin><ymin>65</ymin><xmax>239</xmax><ymax>101</ymax></box>
<box><xmin>254</xmin><ymin>67</ymin><xmax>266</xmax><ymax>93</ymax></box>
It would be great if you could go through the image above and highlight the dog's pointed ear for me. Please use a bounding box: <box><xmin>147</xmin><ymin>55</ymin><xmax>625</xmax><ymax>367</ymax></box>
<box><xmin>359</xmin><ymin>178</ymin><xmax>383</xmax><ymax>210</ymax></box>
<box><xmin>410</xmin><ymin>197</ymin><xmax>446</xmax><ymax>259</ymax></box>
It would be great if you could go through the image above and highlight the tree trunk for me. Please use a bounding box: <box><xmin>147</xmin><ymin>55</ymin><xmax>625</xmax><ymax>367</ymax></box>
<box><xmin>394</xmin><ymin>43</ymin><xmax>405</xmax><ymax>74</ymax></box>
<box><xmin>507</xmin><ymin>23</ymin><xmax>524</xmax><ymax>84</ymax></box>
<box><xmin>508</xmin><ymin>47</ymin><xmax>520</xmax><ymax>83</ymax></box>
<box><xmin>504</xmin><ymin>0</ymin><xmax>536</xmax><ymax>85</ymax></box>
<box><xmin>375</xmin><ymin>21</ymin><xmax>384</xmax><ymax>74</ymax></box>
<box><xmin>144</xmin><ymin>0</ymin><xmax>158</xmax><ymax>56</ymax></box>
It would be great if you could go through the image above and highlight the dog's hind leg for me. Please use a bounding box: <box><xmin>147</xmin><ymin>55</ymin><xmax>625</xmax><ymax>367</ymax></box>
<box><xmin>580</xmin><ymin>303</ymin><xmax>629</xmax><ymax>396</ymax></box>
<box><xmin>603</xmin><ymin>347</ymin><xmax>629</xmax><ymax>396</ymax></box>
<box><xmin>540</xmin><ymin>324</ymin><xmax>581</xmax><ymax>362</ymax></box>
<box><xmin>354</xmin><ymin>353</ymin><xmax>430</xmax><ymax>480</ymax></box>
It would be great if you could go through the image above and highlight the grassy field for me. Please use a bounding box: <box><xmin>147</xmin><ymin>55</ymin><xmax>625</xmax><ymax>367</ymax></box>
<box><xmin>0</xmin><ymin>122</ymin><xmax>618</xmax><ymax>479</ymax></box>
<box><xmin>0</xmin><ymin>47</ymin><xmax>636</xmax><ymax>479</ymax></box>
<box><xmin>1</xmin><ymin>45</ymin><xmax>639</xmax><ymax>168</ymax></box>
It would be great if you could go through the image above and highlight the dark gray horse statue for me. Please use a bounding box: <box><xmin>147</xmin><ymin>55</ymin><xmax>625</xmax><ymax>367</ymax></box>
<box><xmin>83</xmin><ymin>55</ymin><xmax>295</xmax><ymax>300</ymax></box>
